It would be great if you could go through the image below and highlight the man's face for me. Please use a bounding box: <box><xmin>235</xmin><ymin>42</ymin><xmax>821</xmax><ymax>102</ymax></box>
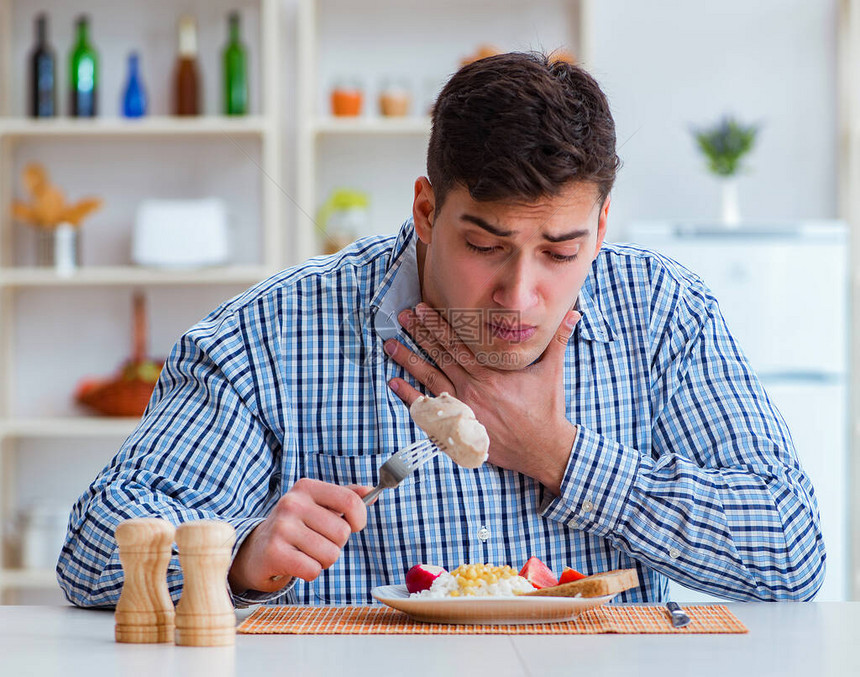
<box><xmin>412</xmin><ymin>179</ymin><xmax>609</xmax><ymax>370</ymax></box>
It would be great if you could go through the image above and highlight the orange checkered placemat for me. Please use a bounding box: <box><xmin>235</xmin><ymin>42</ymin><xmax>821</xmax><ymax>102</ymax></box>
<box><xmin>237</xmin><ymin>604</ymin><xmax>747</xmax><ymax>635</ymax></box>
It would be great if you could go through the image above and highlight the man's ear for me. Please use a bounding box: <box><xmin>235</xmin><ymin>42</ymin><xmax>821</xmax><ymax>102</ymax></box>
<box><xmin>412</xmin><ymin>176</ymin><xmax>435</xmax><ymax>244</ymax></box>
<box><xmin>592</xmin><ymin>195</ymin><xmax>610</xmax><ymax>260</ymax></box>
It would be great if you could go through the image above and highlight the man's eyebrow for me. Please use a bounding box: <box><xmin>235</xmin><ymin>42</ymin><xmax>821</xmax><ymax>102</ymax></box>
<box><xmin>461</xmin><ymin>214</ymin><xmax>515</xmax><ymax>237</ymax></box>
<box><xmin>460</xmin><ymin>214</ymin><xmax>589</xmax><ymax>243</ymax></box>
<box><xmin>542</xmin><ymin>228</ymin><xmax>590</xmax><ymax>243</ymax></box>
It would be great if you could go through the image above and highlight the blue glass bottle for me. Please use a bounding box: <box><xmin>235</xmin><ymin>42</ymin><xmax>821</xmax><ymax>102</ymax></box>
<box><xmin>122</xmin><ymin>52</ymin><xmax>147</xmax><ymax>118</ymax></box>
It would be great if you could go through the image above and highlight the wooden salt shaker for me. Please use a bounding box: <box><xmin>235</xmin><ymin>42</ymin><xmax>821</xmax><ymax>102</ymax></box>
<box><xmin>174</xmin><ymin>520</ymin><xmax>236</xmax><ymax>647</ymax></box>
<box><xmin>115</xmin><ymin>517</ymin><xmax>176</xmax><ymax>643</ymax></box>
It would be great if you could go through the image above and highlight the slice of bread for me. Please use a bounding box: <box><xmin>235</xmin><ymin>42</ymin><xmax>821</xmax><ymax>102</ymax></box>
<box><xmin>522</xmin><ymin>568</ymin><xmax>639</xmax><ymax>598</ymax></box>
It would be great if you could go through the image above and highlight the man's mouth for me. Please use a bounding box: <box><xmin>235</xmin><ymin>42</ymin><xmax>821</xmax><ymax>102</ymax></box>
<box><xmin>487</xmin><ymin>322</ymin><xmax>537</xmax><ymax>343</ymax></box>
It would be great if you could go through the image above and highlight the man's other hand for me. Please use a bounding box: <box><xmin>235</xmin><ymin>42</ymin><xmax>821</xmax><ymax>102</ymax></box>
<box><xmin>228</xmin><ymin>478</ymin><xmax>372</xmax><ymax>594</ymax></box>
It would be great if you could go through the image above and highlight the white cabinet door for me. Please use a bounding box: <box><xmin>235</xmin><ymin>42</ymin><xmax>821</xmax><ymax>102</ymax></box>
<box><xmin>640</xmin><ymin>237</ymin><xmax>847</xmax><ymax>376</ymax></box>
<box><xmin>763</xmin><ymin>380</ymin><xmax>848</xmax><ymax>601</ymax></box>
<box><xmin>668</xmin><ymin>380</ymin><xmax>847</xmax><ymax>602</ymax></box>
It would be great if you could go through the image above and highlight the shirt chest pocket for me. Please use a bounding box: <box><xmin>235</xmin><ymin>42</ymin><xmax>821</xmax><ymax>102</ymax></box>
<box><xmin>298</xmin><ymin>440</ymin><xmax>429</xmax><ymax>494</ymax></box>
<box><xmin>287</xmin><ymin>344</ymin><xmax>432</xmax><ymax>495</ymax></box>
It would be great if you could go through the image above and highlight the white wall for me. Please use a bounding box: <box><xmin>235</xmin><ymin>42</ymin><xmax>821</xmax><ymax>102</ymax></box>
<box><xmin>278</xmin><ymin>0</ymin><xmax>841</xmax><ymax>238</ymax></box>
<box><xmin>587</xmin><ymin>0</ymin><xmax>838</xmax><ymax>237</ymax></box>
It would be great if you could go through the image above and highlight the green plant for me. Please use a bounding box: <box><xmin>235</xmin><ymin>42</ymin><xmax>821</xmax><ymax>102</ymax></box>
<box><xmin>692</xmin><ymin>116</ymin><xmax>759</xmax><ymax>177</ymax></box>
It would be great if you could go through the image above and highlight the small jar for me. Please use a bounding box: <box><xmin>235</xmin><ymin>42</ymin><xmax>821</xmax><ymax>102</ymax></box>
<box><xmin>331</xmin><ymin>80</ymin><xmax>363</xmax><ymax>117</ymax></box>
<box><xmin>17</xmin><ymin>504</ymin><xmax>69</xmax><ymax>569</ymax></box>
<box><xmin>378</xmin><ymin>79</ymin><xmax>411</xmax><ymax>117</ymax></box>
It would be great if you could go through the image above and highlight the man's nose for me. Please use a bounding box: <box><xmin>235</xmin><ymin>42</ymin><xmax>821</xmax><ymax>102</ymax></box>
<box><xmin>491</xmin><ymin>257</ymin><xmax>538</xmax><ymax>311</ymax></box>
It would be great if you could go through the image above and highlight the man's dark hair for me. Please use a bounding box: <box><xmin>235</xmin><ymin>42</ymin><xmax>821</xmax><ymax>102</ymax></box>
<box><xmin>427</xmin><ymin>52</ymin><xmax>619</xmax><ymax>212</ymax></box>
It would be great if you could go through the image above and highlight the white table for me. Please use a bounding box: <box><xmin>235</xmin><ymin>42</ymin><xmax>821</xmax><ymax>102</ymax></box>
<box><xmin>1</xmin><ymin>603</ymin><xmax>858</xmax><ymax>676</ymax></box>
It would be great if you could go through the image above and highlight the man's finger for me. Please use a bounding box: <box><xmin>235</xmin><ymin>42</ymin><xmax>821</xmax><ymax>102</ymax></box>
<box><xmin>387</xmin><ymin>376</ymin><xmax>434</xmax><ymax>408</ymax></box>
<box><xmin>398</xmin><ymin>308</ymin><xmax>469</xmax><ymax>381</ymax></box>
<box><xmin>302</xmin><ymin>480</ymin><xmax>367</xmax><ymax>532</ymax></box>
<box><xmin>302</xmin><ymin>505</ymin><xmax>352</xmax><ymax>547</ymax></box>
<box><xmin>412</xmin><ymin>303</ymin><xmax>479</xmax><ymax>373</ymax></box>
<box><xmin>347</xmin><ymin>484</ymin><xmax>378</xmax><ymax>505</ymax></box>
<box><xmin>294</xmin><ymin>527</ymin><xmax>343</xmax><ymax>570</ymax></box>
<box><xmin>538</xmin><ymin>310</ymin><xmax>580</xmax><ymax>366</ymax></box>
<box><xmin>383</xmin><ymin>339</ymin><xmax>456</xmax><ymax>397</ymax></box>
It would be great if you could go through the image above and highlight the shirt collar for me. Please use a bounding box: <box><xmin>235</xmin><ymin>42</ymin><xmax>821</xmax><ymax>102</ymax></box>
<box><xmin>575</xmin><ymin>281</ymin><xmax>617</xmax><ymax>343</ymax></box>
<box><xmin>370</xmin><ymin>219</ymin><xmax>422</xmax><ymax>341</ymax></box>
<box><xmin>370</xmin><ymin>218</ymin><xmax>616</xmax><ymax>344</ymax></box>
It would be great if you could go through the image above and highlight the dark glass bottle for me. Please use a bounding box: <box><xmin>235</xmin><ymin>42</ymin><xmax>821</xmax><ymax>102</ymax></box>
<box><xmin>29</xmin><ymin>14</ymin><xmax>56</xmax><ymax>117</ymax></box>
<box><xmin>173</xmin><ymin>16</ymin><xmax>201</xmax><ymax>116</ymax></box>
<box><xmin>122</xmin><ymin>52</ymin><xmax>147</xmax><ymax>118</ymax></box>
<box><xmin>69</xmin><ymin>15</ymin><xmax>98</xmax><ymax>117</ymax></box>
<box><xmin>223</xmin><ymin>12</ymin><xmax>248</xmax><ymax>115</ymax></box>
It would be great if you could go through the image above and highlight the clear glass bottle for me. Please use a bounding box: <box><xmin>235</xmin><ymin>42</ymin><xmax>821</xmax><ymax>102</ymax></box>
<box><xmin>69</xmin><ymin>15</ymin><xmax>98</xmax><ymax>117</ymax></box>
<box><xmin>223</xmin><ymin>12</ymin><xmax>248</xmax><ymax>115</ymax></box>
<box><xmin>29</xmin><ymin>13</ymin><xmax>56</xmax><ymax>117</ymax></box>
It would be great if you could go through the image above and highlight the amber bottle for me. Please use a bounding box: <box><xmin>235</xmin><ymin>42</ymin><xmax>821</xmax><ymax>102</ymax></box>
<box><xmin>173</xmin><ymin>16</ymin><xmax>200</xmax><ymax>115</ymax></box>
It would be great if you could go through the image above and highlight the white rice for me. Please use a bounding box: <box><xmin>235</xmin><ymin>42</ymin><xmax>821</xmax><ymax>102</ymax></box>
<box><xmin>412</xmin><ymin>571</ymin><xmax>535</xmax><ymax>598</ymax></box>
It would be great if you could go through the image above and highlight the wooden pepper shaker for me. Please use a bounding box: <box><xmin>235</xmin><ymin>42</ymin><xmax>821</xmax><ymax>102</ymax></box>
<box><xmin>115</xmin><ymin>517</ymin><xmax>176</xmax><ymax>643</ymax></box>
<box><xmin>174</xmin><ymin>520</ymin><xmax>236</xmax><ymax>646</ymax></box>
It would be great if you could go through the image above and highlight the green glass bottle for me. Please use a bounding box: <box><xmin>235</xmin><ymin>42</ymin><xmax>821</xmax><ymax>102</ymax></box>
<box><xmin>222</xmin><ymin>12</ymin><xmax>248</xmax><ymax>115</ymax></box>
<box><xmin>69</xmin><ymin>15</ymin><xmax>98</xmax><ymax>117</ymax></box>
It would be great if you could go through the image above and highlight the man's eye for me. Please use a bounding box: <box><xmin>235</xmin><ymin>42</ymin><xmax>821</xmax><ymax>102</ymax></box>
<box><xmin>466</xmin><ymin>242</ymin><xmax>496</xmax><ymax>254</ymax></box>
<box><xmin>548</xmin><ymin>251</ymin><xmax>579</xmax><ymax>263</ymax></box>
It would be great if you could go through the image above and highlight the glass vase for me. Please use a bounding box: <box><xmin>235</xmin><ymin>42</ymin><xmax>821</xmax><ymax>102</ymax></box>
<box><xmin>36</xmin><ymin>222</ymin><xmax>80</xmax><ymax>275</ymax></box>
<box><xmin>721</xmin><ymin>177</ymin><xmax>741</xmax><ymax>227</ymax></box>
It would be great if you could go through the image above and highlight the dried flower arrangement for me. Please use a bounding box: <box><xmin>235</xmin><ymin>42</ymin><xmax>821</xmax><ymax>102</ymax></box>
<box><xmin>11</xmin><ymin>163</ymin><xmax>103</xmax><ymax>229</ymax></box>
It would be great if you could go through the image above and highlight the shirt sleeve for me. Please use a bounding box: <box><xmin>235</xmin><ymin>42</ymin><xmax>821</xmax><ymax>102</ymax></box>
<box><xmin>57</xmin><ymin>298</ymin><xmax>292</xmax><ymax>608</ymax></box>
<box><xmin>541</xmin><ymin>283</ymin><xmax>826</xmax><ymax>601</ymax></box>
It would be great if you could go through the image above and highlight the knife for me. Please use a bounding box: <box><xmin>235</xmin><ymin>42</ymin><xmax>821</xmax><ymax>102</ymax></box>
<box><xmin>666</xmin><ymin>601</ymin><xmax>691</xmax><ymax>628</ymax></box>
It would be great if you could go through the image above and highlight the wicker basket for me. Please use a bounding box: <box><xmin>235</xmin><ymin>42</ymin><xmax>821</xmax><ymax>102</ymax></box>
<box><xmin>75</xmin><ymin>293</ymin><xmax>163</xmax><ymax>417</ymax></box>
<box><xmin>76</xmin><ymin>371</ymin><xmax>160</xmax><ymax>418</ymax></box>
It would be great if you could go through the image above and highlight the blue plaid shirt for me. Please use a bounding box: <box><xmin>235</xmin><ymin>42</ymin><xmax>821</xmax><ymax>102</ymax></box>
<box><xmin>58</xmin><ymin>218</ymin><xmax>825</xmax><ymax>607</ymax></box>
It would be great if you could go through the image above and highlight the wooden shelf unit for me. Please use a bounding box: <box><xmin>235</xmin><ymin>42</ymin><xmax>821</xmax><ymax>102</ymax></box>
<box><xmin>0</xmin><ymin>0</ymin><xmax>283</xmax><ymax>598</ymax></box>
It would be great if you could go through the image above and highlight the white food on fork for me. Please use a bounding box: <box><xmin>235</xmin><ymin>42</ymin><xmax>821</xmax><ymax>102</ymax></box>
<box><xmin>361</xmin><ymin>393</ymin><xmax>489</xmax><ymax>506</ymax></box>
<box><xmin>409</xmin><ymin>392</ymin><xmax>489</xmax><ymax>469</ymax></box>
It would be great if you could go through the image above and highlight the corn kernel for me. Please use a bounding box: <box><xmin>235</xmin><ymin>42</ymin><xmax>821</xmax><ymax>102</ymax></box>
<box><xmin>440</xmin><ymin>563</ymin><xmax>527</xmax><ymax>596</ymax></box>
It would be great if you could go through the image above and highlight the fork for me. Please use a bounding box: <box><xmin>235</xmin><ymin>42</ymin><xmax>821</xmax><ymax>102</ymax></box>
<box><xmin>362</xmin><ymin>438</ymin><xmax>440</xmax><ymax>505</ymax></box>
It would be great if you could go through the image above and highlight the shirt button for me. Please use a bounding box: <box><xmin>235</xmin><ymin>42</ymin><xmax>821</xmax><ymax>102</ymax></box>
<box><xmin>668</xmin><ymin>547</ymin><xmax>681</xmax><ymax>559</ymax></box>
<box><xmin>477</xmin><ymin>526</ymin><xmax>490</xmax><ymax>542</ymax></box>
<box><xmin>582</xmin><ymin>500</ymin><xmax>594</xmax><ymax>514</ymax></box>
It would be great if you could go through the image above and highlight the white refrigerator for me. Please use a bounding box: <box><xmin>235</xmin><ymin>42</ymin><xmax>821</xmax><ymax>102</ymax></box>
<box><xmin>627</xmin><ymin>220</ymin><xmax>849</xmax><ymax>602</ymax></box>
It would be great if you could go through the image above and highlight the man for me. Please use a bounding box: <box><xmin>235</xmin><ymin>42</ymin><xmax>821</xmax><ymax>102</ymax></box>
<box><xmin>59</xmin><ymin>53</ymin><xmax>825</xmax><ymax>607</ymax></box>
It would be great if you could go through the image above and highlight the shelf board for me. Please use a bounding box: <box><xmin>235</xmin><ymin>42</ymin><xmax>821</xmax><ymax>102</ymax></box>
<box><xmin>311</xmin><ymin>116</ymin><xmax>432</xmax><ymax>136</ymax></box>
<box><xmin>0</xmin><ymin>568</ymin><xmax>58</xmax><ymax>589</ymax></box>
<box><xmin>0</xmin><ymin>264</ymin><xmax>273</xmax><ymax>288</ymax></box>
<box><xmin>0</xmin><ymin>116</ymin><xmax>271</xmax><ymax>139</ymax></box>
<box><xmin>0</xmin><ymin>417</ymin><xmax>141</xmax><ymax>439</ymax></box>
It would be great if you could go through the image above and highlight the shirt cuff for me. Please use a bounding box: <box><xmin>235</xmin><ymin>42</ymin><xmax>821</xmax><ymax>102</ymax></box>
<box><xmin>540</xmin><ymin>425</ymin><xmax>640</xmax><ymax>537</ymax></box>
<box><xmin>225</xmin><ymin>516</ymin><xmax>296</xmax><ymax>608</ymax></box>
